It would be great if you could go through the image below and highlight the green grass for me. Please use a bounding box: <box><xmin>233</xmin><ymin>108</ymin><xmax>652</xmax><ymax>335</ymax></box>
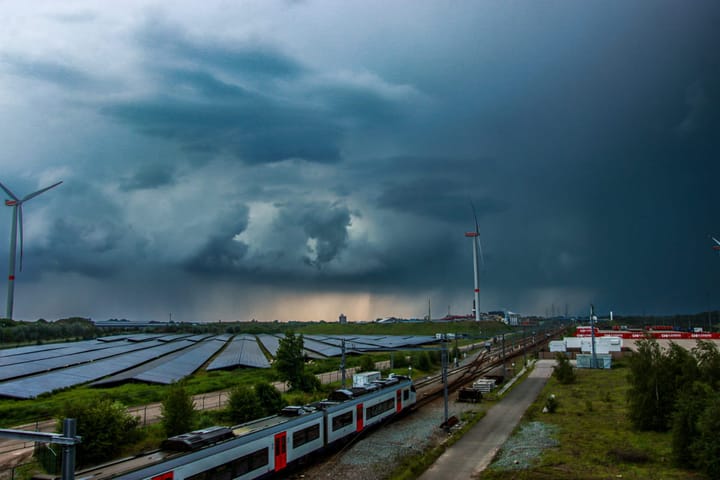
<box><xmin>481</xmin><ymin>361</ymin><xmax>707</xmax><ymax>479</ymax></box>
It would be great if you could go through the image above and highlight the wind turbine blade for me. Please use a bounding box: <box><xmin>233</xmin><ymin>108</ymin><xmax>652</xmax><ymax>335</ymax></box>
<box><xmin>470</xmin><ymin>201</ymin><xmax>484</xmax><ymax>264</ymax></box>
<box><xmin>470</xmin><ymin>201</ymin><xmax>480</xmax><ymax>234</ymax></box>
<box><xmin>713</xmin><ymin>237</ymin><xmax>720</xmax><ymax>247</ymax></box>
<box><xmin>477</xmin><ymin>236</ymin><xmax>485</xmax><ymax>266</ymax></box>
<box><xmin>21</xmin><ymin>181</ymin><xmax>63</xmax><ymax>202</ymax></box>
<box><xmin>0</xmin><ymin>181</ymin><xmax>19</xmax><ymax>201</ymax></box>
<box><xmin>18</xmin><ymin>205</ymin><xmax>24</xmax><ymax>272</ymax></box>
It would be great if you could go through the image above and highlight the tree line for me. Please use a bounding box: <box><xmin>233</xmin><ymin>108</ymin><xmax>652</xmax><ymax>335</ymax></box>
<box><xmin>627</xmin><ymin>338</ymin><xmax>720</xmax><ymax>477</ymax></box>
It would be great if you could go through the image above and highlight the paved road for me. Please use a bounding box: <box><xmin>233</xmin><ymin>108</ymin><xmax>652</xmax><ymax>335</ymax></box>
<box><xmin>419</xmin><ymin>359</ymin><xmax>554</xmax><ymax>480</ymax></box>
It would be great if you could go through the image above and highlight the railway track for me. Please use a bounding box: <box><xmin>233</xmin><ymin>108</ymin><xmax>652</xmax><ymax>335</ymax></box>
<box><xmin>412</xmin><ymin>327</ymin><xmax>560</xmax><ymax>408</ymax></box>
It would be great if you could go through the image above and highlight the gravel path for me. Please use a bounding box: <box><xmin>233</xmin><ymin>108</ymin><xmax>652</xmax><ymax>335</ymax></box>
<box><xmin>295</xmin><ymin>387</ymin><xmax>486</xmax><ymax>480</ymax></box>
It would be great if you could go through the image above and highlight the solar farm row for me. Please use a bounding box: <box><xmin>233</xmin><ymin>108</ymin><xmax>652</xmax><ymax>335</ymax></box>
<box><xmin>0</xmin><ymin>333</ymin><xmax>438</xmax><ymax>399</ymax></box>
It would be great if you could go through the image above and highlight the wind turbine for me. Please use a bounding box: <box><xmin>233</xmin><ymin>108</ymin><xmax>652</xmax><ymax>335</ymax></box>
<box><xmin>0</xmin><ymin>180</ymin><xmax>62</xmax><ymax>320</ymax></box>
<box><xmin>464</xmin><ymin>203</ymin><xmax>484</xmax><ymax>322</ymax></box>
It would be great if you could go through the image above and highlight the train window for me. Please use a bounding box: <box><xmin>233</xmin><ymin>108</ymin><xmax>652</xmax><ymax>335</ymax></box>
<box><xmin>214</xmin><ymin>464</ymin><xmax>232</xmax><ymax>480</ymax></box>
<box><xmin>332</xmin><ymin>411</ymin><xmax>354</xmax><ymax>431</ymax></box>
<box><xmin>293</xmin><ymin>424</ymin><xmax>320</xmax><ymax>448</ymax></box>
<box><xmin>187</xmin><ymin>447</ymin><xmax>269</xmax><ymax>480</ymax></box>
<box><xmin>366</xmin><ymin>399</ymin><xmax>394</xmax><ymax>419</ymax></box>
<box><xmin>403</xmin><ymin>389</ymin><xmax>409</xmax><ymax>401</ymax></box>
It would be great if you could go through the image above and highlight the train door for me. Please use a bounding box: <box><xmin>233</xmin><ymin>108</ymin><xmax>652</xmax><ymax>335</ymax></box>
<box><xmin>274</xmin><ymin>432</ymin><xmax>287</xmax><ymax>471</ymax></box>
<box><xmin>396</xmin><ymin>389</ymin><xmax>402</xmax><ymax>412</ymax></box>
<box><xmin>151</xmin><ymin>473</ymin><xmax>173</xmax><ymax>480</ymax></box>
<box><xmin>356</xmin><ymin>404</ymin><xmax>364</xmax><ymax>432</ymax></box>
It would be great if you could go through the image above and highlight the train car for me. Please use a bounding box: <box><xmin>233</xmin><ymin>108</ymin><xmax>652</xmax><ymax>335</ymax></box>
<box><xmin>92</xmin><ymin>374</ymin><xmax>416</xmax><ymax>480</ymax></box>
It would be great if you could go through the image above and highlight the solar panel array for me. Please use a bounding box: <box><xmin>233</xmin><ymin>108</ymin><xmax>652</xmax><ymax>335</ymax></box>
<box><xmin>0</xmin><ymin>340</ymin><xmax>195</xmax><ymax>399</ymax></box>
<box><xmin>206</xmin><ymin>335</ymin><xmax>271</xmax><ymax>370</ymax></box>
<box><xmin>0</xmin><ymin>340</ymin><xmax>165</xmax><ymax>382</ymax></box>
<box><xmin>0</xmin><ymin>333</ymin><xmax>441</xmax><ymax>398</ymax></box>
<box><xmin>92</xmin><ymin>337</ymin><xmax>228</xmax><ymax>386</ymax></box>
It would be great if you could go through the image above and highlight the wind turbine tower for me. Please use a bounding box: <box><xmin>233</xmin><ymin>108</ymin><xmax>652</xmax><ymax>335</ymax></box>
<box><xmin>465</xmin><ymin>203</ymin><xmax>483</xmax><ymax>322</ymax></box>
<box><xmin>0</xmin><ymin>180</ymin><xmax>62</xmax><ymax>320</ymax></box>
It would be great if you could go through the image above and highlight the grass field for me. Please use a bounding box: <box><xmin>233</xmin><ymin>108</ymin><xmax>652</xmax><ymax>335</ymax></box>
<box><xmin>481</xmin><ymin>360</ymin><xmax>707</xmax><ymax>479</ymax></box>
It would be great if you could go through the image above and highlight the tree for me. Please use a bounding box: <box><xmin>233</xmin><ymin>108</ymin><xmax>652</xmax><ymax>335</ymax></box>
<box><xmin>58</xmin><ymin>399</ymin><xmax>140</xmax><ymax>467</ymax></box>
<box><xmin>297</xmin><ymin>372</ymin><xmax>322</xmax><ymax>393</ymax></box>
<box><xmin>161</xmin><ymin>382</ymin><xmax>196</xmax><ymax>437</ymax></box>
<box><xmin>552</xmin><ymin>353</ymin><xmax>576</xmax><ymax>384</ymax></box>
<box><xmin>671</xmin><ymin>381</ymin><xmax>713</xmax><ymax>468</ymax></box>
<box><xmin>417</xmin><ymin>351</ymin><xmax>432</xmax><ymax>371</ymax></box>
<box><xmin>692</xmin><ymin>393</ymin><xmax>720</xmax><ymax>478</ymax></box>
<box><xmin>255</xmin><ymin>383</ymin><xmax>286</xmax><ymax>417</ymax></box>
<box><xmin>275</xmin><ymin>331</ymin><xmax>307</xmax><ymax>391</ymax></box>
<box><xmin>359</xmin><ymin>355</ymin><xmax>375</xmax><ymax>372</ymax></box>
<box><xmin>627</xmin><ymin>338</ymin><xmax>675</xmax><ymax>431</ymax></box>
<box><xmin>227</xmin><ymin>385</ymin><xmax>262</xmax><ymax>424</ymax></box>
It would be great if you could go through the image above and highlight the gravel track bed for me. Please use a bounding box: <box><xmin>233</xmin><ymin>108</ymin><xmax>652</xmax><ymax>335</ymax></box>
<box><xmin>295</xmin><ymin>394</ymin><xmax>484</xmax><ymax>480</ymax></box>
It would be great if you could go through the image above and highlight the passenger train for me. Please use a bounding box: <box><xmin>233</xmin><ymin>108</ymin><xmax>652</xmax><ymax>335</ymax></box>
<box><xmin>65</xmin><ymin>374</ymin><xmax>416</xmax><ymax>480</ymax></box>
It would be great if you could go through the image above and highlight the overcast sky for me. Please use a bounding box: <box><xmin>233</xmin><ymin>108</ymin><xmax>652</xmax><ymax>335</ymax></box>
<box><xmin>0</xmin><ymin>0</ymin><xmax>718</xmax><ymax>322</ymax></box>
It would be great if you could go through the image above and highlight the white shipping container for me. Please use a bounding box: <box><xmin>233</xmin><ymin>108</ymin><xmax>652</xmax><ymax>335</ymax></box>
<box><xmin>565</xmin><ymin>337</ymin><xmax>582</xmax><ymax>349</ymax></box>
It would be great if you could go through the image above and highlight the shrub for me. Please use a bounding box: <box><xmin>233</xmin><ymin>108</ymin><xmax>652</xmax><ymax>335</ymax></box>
<box><xmin>544</xmin><ymin>394</ymin><xmax>558</xmax><ymax>413</ymax></box>
<box><xmin>359</xmin><ymin>355</ymin><xmax>375</xmax><ymax>372</ymax></box>
<box><xmin>227</xmin><ymin>385</ymin><xmax>262</xmax><ymax>424</ymax></box>
<box><xmin>161</xmin><ymin>382</ymin><xmax>196</xmax><ymax>437</ymax></box>
<box><xmin>255</xmin><ymin>383</ymin><xmax>286</xmax><ymax>416</ymax></box>
<box><xmin>57</xmin><ymin>399</ymin><xmax>140</xmax><ymax>467</ymax></box>
<box><xmin>552</xmin><ymin>353</ymin><xmax>575</xmax><ymax>384</ymax></box>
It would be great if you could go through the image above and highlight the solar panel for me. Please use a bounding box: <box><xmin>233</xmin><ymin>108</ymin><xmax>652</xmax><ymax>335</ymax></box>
<box><xmin>187</xmin><ymin>334</ymin><xmax>215</xmax><ymax>342</ymax></box>
<box><xmin>93</xmin><ymin>337</ymin><xmax>228</xmax><ymax>386</ymax></box>
<box><xmin>156</xmin><ymin>334</ymin><xmax>194</xmax><ymax>342</ymax></box>
<box><xmin>259</xmin><ymin>334</ymin><xmax>325</xmax><ymax>360</ymax></box>
<box><xmin>0</xmin><ymin>343</ymin><xmax>69</xmax><ymax>357</ymax></box>
<box><xmin>206</xmin><ymin>335</ymin><xmax>270</xmax><ymax>370</ymax></box>
<box><xmin>299</xmin><ymin>335</ymin><xmax>347</xmax><ymax>357</ymax></box>
<box><xmin>0</xmin><ymin>340</ymin><xmax>167</xmax><ymax>382</ymax></box>
<box><xmin>0</xmin><ymin>340</ymin><xmax>117</xmax><ymax>368</ymax></box>
<box><xmin>0</xmin><ymin>340</ymin><xmax>196</xmax><ymax>399</ymax></box>
<box><xmin>256</xmin><ymin>334</ymin><xmax>281</xmax><ymax>357</ymax></box>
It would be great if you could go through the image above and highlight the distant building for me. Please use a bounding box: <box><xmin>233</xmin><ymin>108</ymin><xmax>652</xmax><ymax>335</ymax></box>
<box><xmin>339</xmin><ymin>313</ymin><xmax>347</xmax><ymax>324</ymax></box>
<box><xmin>503</xmin><ymin>311</ymin><xmax>521</xmax><ymax>326</ymax></box>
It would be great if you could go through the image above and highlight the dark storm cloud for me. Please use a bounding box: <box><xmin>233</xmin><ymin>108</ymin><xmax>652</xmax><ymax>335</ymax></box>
<box><xmin>186</xmin><ymin>232</ymin><xmax>250</xmax><ymax>274</ymax></box>
<box><xmin>102</xmin><ymin>92</ymin><xmax>343</xmax><ymax>164</ymax></box>
<box><xmin>294</xmin><ymin>202</ymin><xmax>352</xmax><ymax>267</ymax></box>
<box><xmin>0</xmin><ymin>54</ymin><xmax>95</xmax><ymax>89</ymax></box>
<box><xmin>135</xmin><ymin>19</ymin><xmax>305</xmax><ymax>79</ymax></box>
<box><xmin>377</xmin><ymin>177</ymin><xmax>506</xmax><ymax>223</ymax></box>
<box><xmin>27</xmin><ymin>183</ymin><xmax>133</xmax><ymax>278</ymax></box>
<box><xmin>99</xmin><ymin>20</ymin><xmax>415</xmax><ymax>165</ymax></box>
<box><xmin>120</xmin><ymin>164</ymin><xmax>176</xmax><ymax>191</ymax></box>
<box><xmin>185</xmin><ymin>208</ymin><xmax>250</xmax><ymax>274</ymax></box>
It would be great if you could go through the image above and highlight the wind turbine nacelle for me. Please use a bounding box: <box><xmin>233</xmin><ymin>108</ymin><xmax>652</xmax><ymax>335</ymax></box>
<box><xmin>714</xmin><ymin>246</ymin><xmax>720</xmax><ymax>251</ymax></box>
<box><xmin>465</xmin><ymin>232</ymin><xmax>479</xmax><ymax>237</ymax></box>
